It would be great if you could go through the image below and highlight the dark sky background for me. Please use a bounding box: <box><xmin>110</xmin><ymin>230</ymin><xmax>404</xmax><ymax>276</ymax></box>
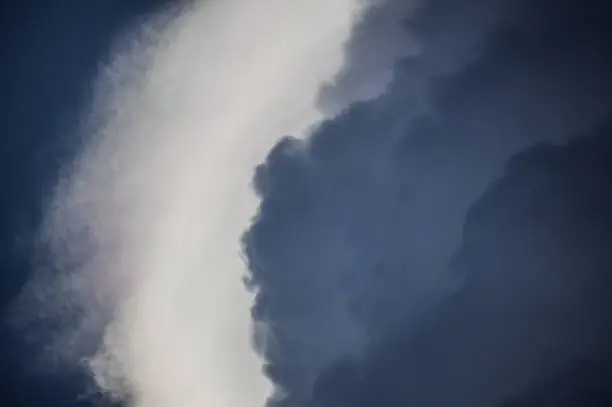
<box><xmin>2</xmin><ymin>0</ymin><xmax>612</xmax><ymax>406</ymax></box>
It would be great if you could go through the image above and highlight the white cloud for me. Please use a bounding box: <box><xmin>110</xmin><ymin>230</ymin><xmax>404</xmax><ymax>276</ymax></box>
<box><xmin>13</xmin><ymin>1</ymin><xmax>407</xmax><ymax>406</ymax></box>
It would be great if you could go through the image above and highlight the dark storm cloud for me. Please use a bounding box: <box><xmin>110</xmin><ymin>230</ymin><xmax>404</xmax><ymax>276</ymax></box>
<box><xmin>243</xmin><ymin>0</ymin><xmax>612</xmax><ymax>406</ymax></box>
<box><xmin>0</xmin><ymin>1</ymin><xmax>172</xmax><ymax>405</ymax></box>
<box><xmin>4</xmin><ymin>0</ymin><xmax>612</xmax><ymax>406</ymax></box>
<box><xmin>322</xmin><ymin>121</ymin><xmax>612</xmax><ymax>407</ymax></box>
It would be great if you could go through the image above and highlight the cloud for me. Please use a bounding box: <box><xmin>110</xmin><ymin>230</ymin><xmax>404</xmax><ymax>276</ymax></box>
<box><xmin>9</xmin><ymin>1</ymin><xmax>414</xmax><ymax>406</ymax></box>
<box><xmin>317</xmin><ymin>0</ymin><xmax>419</xmax><ymax>113</ymax></box>
<box><xmin>6</xmin><ymin>0</ymin><xmax>612</xmax><ymax>406</ymax></box>
<box><xmin>336</xmin><ymin>120</ymin><xmax>612</xmax><ymax>406</ymax></box>
<box><xmin>243</xmin><ymin>0</ymin><xmax>612</xmax><ymax>405</ymax></box>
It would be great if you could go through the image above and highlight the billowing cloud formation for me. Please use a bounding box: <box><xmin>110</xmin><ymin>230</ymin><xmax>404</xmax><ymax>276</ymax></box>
<box><xmin>332</xmin><ymin>120</ymin><xmax>612</xmax><ymax>407</ymax></box>
<box><xmin>243</xmin><ymin>0</ymin><xmax>612</xmax><ymax>405</ymax></box>
<box><xmin>4</xmin><ymin>0</ymin><xmax>612</xmax><ymax>406</ymax></box>
<box><xmin>8</xmin><ymin>1</ymin><xmax>415</xmax><ymax>407</ymax></box>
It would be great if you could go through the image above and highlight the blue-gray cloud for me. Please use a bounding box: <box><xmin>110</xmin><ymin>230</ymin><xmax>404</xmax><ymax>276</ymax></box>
<box><xmin>3</xmin><ymin>0</ymin><xmax>612</xmax><ymax>406</ymax></box>
<box><xmin>243</xmin><ymin>0</ymin><xmax>612</xmax><ymax>406</ymax></box>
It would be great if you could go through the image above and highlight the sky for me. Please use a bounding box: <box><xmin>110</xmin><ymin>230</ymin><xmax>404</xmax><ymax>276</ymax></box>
<box><xmin>1</xmin><ymin>0</ymin><xmax>612</xmax><ymax>407</ymax></box>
